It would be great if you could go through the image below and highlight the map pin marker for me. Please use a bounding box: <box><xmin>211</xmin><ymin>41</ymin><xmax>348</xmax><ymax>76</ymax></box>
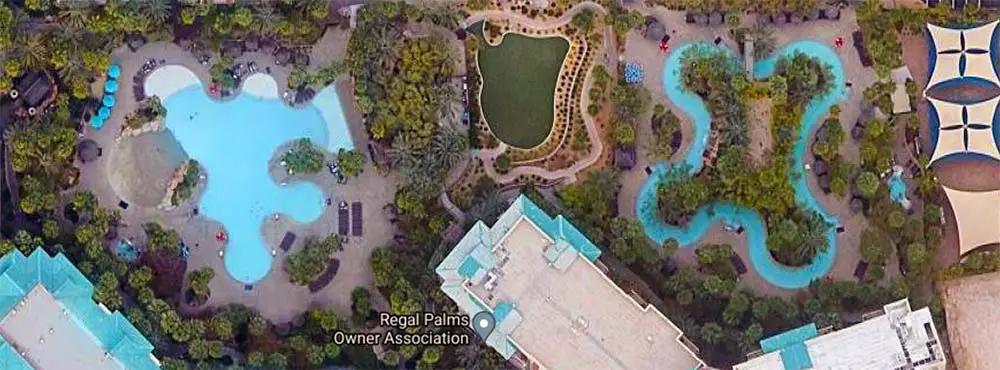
<box><xmin>472</xmin><ymin>311</ymin><xmax>496</xmax><ymax>339</ymax></box>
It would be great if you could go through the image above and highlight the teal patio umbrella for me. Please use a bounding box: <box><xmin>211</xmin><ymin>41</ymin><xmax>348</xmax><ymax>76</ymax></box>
<box><xmin>108</xmin><ymin>64</ymin><xmax>121</xmax><ymax>79</ymax></box>
<box><xmin>103</xmin><ymin>95</ymin><xmax>116</xmax><ymax>107</ymax></box>
<box><xmin>98</xmin><ymin>107</ymin><xmax>111</xmax><ymax>120</ymax></box>
<box><xmin>89</xmin><ymin>116</ymin><xmax>103</xmax><ymax>129</ymax></box>
<box><xmin>105</xmin><ymin>80</ymin><xmax>118</xmax><ymax>93</ymax></box>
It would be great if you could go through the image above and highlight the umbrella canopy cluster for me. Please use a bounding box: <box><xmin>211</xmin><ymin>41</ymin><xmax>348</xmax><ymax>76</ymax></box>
<box><xmin>92</xmin><ymin>63</ymin><xmax>121</xmax><ymax>130</ymax></box>
<box><xmin>624</xmin><ymin>62</ymin><xmax>644</xmax><ymax>84</ymax></box>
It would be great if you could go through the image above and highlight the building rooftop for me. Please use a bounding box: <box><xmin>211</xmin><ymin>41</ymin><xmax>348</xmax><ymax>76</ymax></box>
<box><xmin>0</xmin><ymin>249</ymin><xmax>159</xmax><ymax>370</ymax></box>
<box><xmin>436</xmin><ymin>195</ymin><xmax>704</xmax><ymax>370</ymax></box>
<box><xmin>941</xmin><ymin>270</ymin><xmax>1000</xmax><ymax>370</ymax></box>
<box><xmin>735</xmin><ymin>299</ymin><xmax>945</xmax><ymax>370</ymax></box>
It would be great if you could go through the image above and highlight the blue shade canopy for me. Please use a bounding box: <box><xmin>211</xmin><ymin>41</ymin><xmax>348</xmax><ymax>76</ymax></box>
<box><xmin>103</xmin><ymin>95</ymin><xmax>116</xmax><ymax>107</ymax></box>
<box><xmin>98</xmin><ymin>106</ymin><xmax>111</xmax><ymax>119</ymax></box>
<box><xmin>89</xmin><ymin>116</ymin><xmax>105</xmax><ymax>129</ymax></box>
<box><xmin>104</xmin><ymin>80</ymin><xmax>118</xmax><ymax>93</ymax></box>
<box><xmin>108</xmin><ymin>64</ymin><xmax>121</xmax><ymax>79</ymax></box>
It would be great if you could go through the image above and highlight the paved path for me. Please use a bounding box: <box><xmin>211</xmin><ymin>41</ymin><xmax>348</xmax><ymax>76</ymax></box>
<box><xmin>439</xmin><ymin>191</ymin><xmax>465</xmax><ymax>222</ymax></box>
<box><xmin>469</xmin><ymin>1</ymin><xmax>608</xmax><ymax>184</ymax></box>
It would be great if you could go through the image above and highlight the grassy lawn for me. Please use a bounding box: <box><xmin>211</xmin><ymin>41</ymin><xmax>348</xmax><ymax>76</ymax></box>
<box><xmin>475</xmin><ymin>25</ymin><xmax>569</xmax><ymax>148</ymax></box>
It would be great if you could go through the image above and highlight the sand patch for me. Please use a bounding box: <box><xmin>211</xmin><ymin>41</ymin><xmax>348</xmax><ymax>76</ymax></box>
<box><xmin>106</xmin><ymin>131</ymin><xmax>188</xmax><ymax>208</ymax></box>
<box><xmin>242</xmin><ymin>73</ymin><xmax>280</xmax><ymax>100</ymax></box>
<box><xmin>145</xmin><ymin>65</ymin><xmax>202</xmax><ymax>100</ymax></box>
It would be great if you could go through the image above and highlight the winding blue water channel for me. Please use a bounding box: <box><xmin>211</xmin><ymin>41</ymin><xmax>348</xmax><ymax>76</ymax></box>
<box><xmin>635</xmin><ymin>41</ymin><xmax>845</xmax><ymax>289</ymax></box>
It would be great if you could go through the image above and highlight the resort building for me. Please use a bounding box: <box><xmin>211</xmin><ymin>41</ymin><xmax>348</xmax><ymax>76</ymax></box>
<box><xmin>9</xmin><ymin>71</ymin><xmax>55</xmax><ymax>117</ymax></box>
<box><xmin>734</xmin><ymin>299</ymin><xmax>945</xmax><ymax>370</ymax></box>
<box><xmin>435</xmin><ymin>195</ymin><xmax>704</xmax><ymax>370</ymax></box>
<box><xmin>940</xmin><ymin>186</ymin><xmax>1000</xmax><ymax>256</ymax></box>
<box><xmin>0</xmin><ymin>249</ymin><xmax>159</xmax><ymax>370</ymax></box>
<box><xmin>941</xmin><ymin>270</ymin><xmax>1000</xmax><ymax>370</ymax></box>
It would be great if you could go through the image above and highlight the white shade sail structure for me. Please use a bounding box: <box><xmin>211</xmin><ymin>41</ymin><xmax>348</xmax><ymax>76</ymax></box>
<box><xmin>927</xmin><ymin>96</ymin><xmax>1000</xmax><ymax>164</ymax></box>
<box><xmin>942</xmin><ymin>186</ymin><xmax>1000</xmax><ymax>256</ymax></box>
<box><xmin>925</xmin><ymin>21</ymin><xmax>1000</xmax><ymax>91</ymax></box>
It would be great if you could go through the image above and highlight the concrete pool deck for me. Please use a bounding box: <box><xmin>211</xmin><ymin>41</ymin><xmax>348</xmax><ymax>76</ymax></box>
<box><xmin>75</xmin><ymin>29</ymin><xmax>392</xmax><ymax>323</ymax></box>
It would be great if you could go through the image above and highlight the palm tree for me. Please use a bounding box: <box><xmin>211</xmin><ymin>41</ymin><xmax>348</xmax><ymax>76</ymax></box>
<box><xmin>466</xmin><ymin>190</ymin><xmax>506</xmax><ymax>225</ymax></box>
<box><xmin>431</xmin><ymin>84</ymin><xmax>459</xmax><ymax>123</ymax></box>
<box><xmin>797</xmin><ymin>211</ymin><xmax>830</xmax><ymax>261</ymax></box>
<box><xmin>454</xmin><ymin>344</ymin><xmax>484</xmax><ymax>369</ymax></box>
<box><xmin>388</xmin><ymin>138</ymin><xmax>419</xmax><ymax>173</ymax></box>
<box><xmin>428</xmin><ymin>126</ymin><xmax>468</xmax><ymax>172</ymax></box>
<box><xmin>137</xmin><ymin>0</ymin><xmax>172</xmax><ymax>25</ymax></box>
<box><xmin>14</xmin><ymin>33</ymin><xmax>49</xmax><ymax>71</ymax></box>
<box><xmin>253</xmin><ymin>5</ymin><xmax>283</xmax><ymax>35</ymax></box>
<box><xmin>58</xmin><ymin>6</ymin><xmax>91</xmax><ymax>30</ymax></box>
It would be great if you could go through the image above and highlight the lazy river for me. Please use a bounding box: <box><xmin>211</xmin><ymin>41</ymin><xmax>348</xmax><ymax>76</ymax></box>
<box><xmin>636</xmin><ymin>41</ymin><xmax>845</xmax><ymax>289</ymax></box>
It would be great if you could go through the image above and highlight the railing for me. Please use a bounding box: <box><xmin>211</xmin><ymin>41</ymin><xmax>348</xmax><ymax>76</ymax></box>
<box><xmin>508</xmin><ymin>352</ymin><xmax>530</xmax><ymax>369</ymax></box>
<box><xmin>862</xmin><ymin>309</ymin><xmax>885</xmax><ymax>321</ymax></box>
<box><xmin>818</xmin><ymin>325</ymin><xmax>835</xmax><ymax>335</ymax></box>
<box><xmin>628</xmin><ymin>289</ymin><xmax>649</xmax><ymax>307</ymax></box>
<box><xmin>680</xmin><ymin>335</ymin><xmax>701</xmax><ymax>354</ymax></box>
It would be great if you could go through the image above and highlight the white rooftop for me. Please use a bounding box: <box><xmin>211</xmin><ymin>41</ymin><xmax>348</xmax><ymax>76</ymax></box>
<box><xmin>735</xmin><ymin>299</ymin><xmax>946</xmax><ymax>370</ymax></box>
<box><xmin>458</xmin><ymin>215</ymin><xmax>703</xmax><ymax>370</ymax></box>
<box><xmin>0</xmin><ymin>286</ymin><xmax>125</xmax><ymax>370</ymax></box>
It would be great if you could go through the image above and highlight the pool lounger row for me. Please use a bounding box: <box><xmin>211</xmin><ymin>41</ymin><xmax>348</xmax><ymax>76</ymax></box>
<box><xmin>351</xmin><ymin>202</ymin><xmax>363</xmax><ymax>237</ymax></box>
<box><xmin>338</xmin><ymin>209</ymin><xmax>349</xmax><ymax>236</ymax></box>
<box><xmin>278</xmin><ymin>232</ymin><xmax>296</xmax><ymax>252</ymax></box>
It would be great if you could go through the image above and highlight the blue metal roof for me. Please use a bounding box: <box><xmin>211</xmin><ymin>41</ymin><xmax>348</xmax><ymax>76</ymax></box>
<box><xmin>458</xmin><ymin>256</ymin><xmax>481</xmax><ymax>279</ymax></box>
<box><xmin>0</xmin><ymin>250</ymin><xmax>160</xmax><ymax>369</ymax></box>
<box><xmin>759</xmin><ymin>323</ymin><xmax>818</xmax><ymax>370</ymax></box>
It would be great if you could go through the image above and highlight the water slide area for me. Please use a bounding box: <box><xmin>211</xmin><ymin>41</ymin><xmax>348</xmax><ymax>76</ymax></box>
<box><xmin>635</xmin><ymin>41</ymin><xmax>846</xmax><ymax>289</ymax></box>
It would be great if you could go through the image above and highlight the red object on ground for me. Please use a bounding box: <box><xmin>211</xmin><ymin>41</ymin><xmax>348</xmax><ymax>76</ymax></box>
<box><xmin>216</xmin><ymin>231</ymin><xmax>227</xmax><ymax>242</ymax></box>
<box><xmin>659</xmin><ymin>41</ymin><xmax>669</xmax><ymax>53</ymax></box>
<box><xmin>834</xmin><ymin>37</ymin><xmax>844</xmax><ymax>48</ymax></box>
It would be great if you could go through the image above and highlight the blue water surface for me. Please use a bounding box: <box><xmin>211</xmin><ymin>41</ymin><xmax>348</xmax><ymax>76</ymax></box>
<box><xmin>889</xmin><ymin>171</ymin><xmax>909</xmax><ymax>206</ymax></box>
<box><xmin>636</xmin><ymin>41</ymin><xmax>845</xmax><ymax>289</ymax></box>
<box><xmin>164</xmin><ymin>82</ymin><xmax>353</xmax><ymax>283</ymax></box>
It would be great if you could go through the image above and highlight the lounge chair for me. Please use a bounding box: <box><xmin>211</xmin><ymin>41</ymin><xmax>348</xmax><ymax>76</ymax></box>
<box><xmin>730</xmin><ymin>255</ymin><xmax>748</xmax><ymax>274</ymax></box>
<box><xmin>351</xmin><ymin>202</ymin><xmax>362</xmax><ymax>236</ymax></box>
<box><xmin>854</xmin><ymin>260</ymin><xmax>869</xmax><ymax>281</ymax></box>
<box><xmin>278</xmin><ymin>232</ymin><xmax>296</xmax><ymax>252</ymax></box>
<box><xmin>308</xmin><ymin>259</ymin><xmax>340</xmax><ymax>293</ymax></box>
<box><xmin>338</xmin><ymin>208</ymin><xmax>349</xmax><ymax>236</ymax></box>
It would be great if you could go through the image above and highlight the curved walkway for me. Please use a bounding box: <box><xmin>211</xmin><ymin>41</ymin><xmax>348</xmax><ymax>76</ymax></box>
<box><xmin>468</xmin><ymin>2</ymin><xmax>607</xmax><ymax>184</ymax></box>
<box><xmin>634</xmin><ymin>41</ymin><xmax>847</xmax><ymax>289</ymax></box>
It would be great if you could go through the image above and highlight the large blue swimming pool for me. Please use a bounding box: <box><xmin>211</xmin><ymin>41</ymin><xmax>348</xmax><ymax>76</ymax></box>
<box><xmin>636</xmin><ymin>41</ymin><xmax>845</xmax><ymax>289</ymax></box>
<box><xmin>164</xmin><ymin>82</ymin><xmax>353</xmax><ymax>283</ymax></box>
